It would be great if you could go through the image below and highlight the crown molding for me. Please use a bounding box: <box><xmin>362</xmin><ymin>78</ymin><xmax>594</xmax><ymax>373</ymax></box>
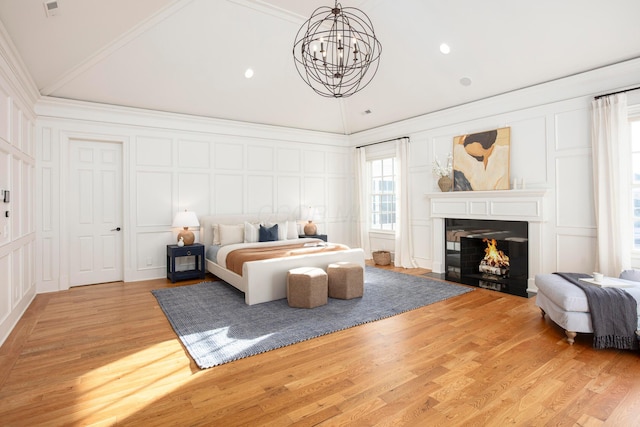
<box><xmin>35</xmin><ymin>96</ymin><xmax>349</xmax><ymax>147</ymax></box>
<box><xmin>350</xmin><ymin>57</ymin><xmax>640</xmax><ymax>147</ymax></box>
<box><xmin>228</xmin><ymin>0</ymin><xmax>306</xmax><ymax>25</ymax></box>
<box><xmin>0</xmin><ymin>18</ymin><xmax>40</xmax><ymax>114</ymax></box>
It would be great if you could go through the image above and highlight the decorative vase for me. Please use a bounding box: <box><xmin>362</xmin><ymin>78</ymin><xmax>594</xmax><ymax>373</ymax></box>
<box><xmin>303</xmin><ymin>220</ymin><xmax>317</xmax><ymax>236</ymax></box>
<box><xmin>438</xmin><ymin>176</ymin><xmax>453</xmax><ymax>192</ymax></box>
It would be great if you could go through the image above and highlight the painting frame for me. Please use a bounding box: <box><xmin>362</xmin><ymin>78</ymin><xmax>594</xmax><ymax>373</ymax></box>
<box><xmin>452</xmin><ymin>127</ymin><xmax>510</xmax><ymax>191</ymax></box>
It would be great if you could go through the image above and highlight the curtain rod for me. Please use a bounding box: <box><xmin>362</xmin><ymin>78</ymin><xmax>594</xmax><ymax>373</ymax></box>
<box><xmin>355</xmin><ymin>136</ymin><xmax>409</xmax><ymax>149</ymax></box>
<box><xmin>594</xmin><ymin>85</ymin><xmax>640</xmax><ymax>100</ymax></box>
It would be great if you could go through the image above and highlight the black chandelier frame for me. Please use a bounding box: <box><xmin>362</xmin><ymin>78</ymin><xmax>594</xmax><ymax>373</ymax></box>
<box><xmin>293</xmin><ymin>2</ymin><xmax>382</xmax><ymax>98</ymax></box>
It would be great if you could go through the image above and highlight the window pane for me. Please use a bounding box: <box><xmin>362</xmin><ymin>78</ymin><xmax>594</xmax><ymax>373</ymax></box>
<box><xmin>369</xmin><ymin>156</ymin><xmax>397</xmax><ymax>231</ymax></box>
<box><xmin>632</xmin><ymin>121</ymin><xmax>640</xmax><ymax>151</ymax></box>
<box><xmin>382</xmin><ymin>158</ymin><xmax>393</xmax><ymax>176</ymax></box>
<box><xmin>633</xmin><ymin>120</ymin><xmax>640</xmax><ymax>251</ymax></box>
<box><xmin>634</xmin><ymin>190</ymin><xmax>640</xmax><ymax>250</ymax></box>
<box><xmin>372</xmin><ymin>159</ymin><xmax>382</xmax><ymax>177</ymax></box>
<box><xmin>633</xmin><ymin>153</ymin><xmax>640</xmax><ymax>184</ymax></box>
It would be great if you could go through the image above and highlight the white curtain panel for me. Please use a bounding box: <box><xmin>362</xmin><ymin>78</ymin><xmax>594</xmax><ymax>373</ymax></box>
<box><xmin>394</xmin><ymin>138</ymin><xmax>417</xmax><ymax>268</ymax></box>
<box><xmin>356</xmin><ymin>147</ymin><xmax>371</xmax><ymax>257</ymax></box>
<box><xmin>591</xmin><ymin>93</ymin><xmax>631</xmax><ymax>276</ymax></box>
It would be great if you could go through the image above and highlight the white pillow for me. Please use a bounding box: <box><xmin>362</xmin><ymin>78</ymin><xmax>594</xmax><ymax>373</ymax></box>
<box><xmin>212</xmin><ymin>224</ymin><xmax>220</xmax><ymax>245</ymax></box>
<box><xmin>287</xmin><ymin>221</ymin><xmax>299</xmax><ymax>240</ymax></box>
<box><xmin>244</xmin><ymin>222</ymin><xmax>261</xmax><ymax>243</ymax></box>
<box><xmin>218</xmin><ymin>223</ymin><xmax>244</xmax><ymax>246</ymax></box>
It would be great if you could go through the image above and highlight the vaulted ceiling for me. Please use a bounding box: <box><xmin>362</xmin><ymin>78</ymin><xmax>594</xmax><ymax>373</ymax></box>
<box><xmin>1</xmin><ymin>0</ymin><xmax>639</xmax><ymax>135</ymax></box>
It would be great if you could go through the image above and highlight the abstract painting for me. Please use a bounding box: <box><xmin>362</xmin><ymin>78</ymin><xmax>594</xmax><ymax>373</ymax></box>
<box><xmin>452</xmin><ymin>127</ymin><xmax>510</xmax><ymax>191</ymax></box>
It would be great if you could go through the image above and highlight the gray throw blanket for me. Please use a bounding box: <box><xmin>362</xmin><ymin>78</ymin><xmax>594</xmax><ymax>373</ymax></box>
<box><xmin>554</xmin><ymin>272</ymin><xmax>638</xmax><ymax>350</ymax></box>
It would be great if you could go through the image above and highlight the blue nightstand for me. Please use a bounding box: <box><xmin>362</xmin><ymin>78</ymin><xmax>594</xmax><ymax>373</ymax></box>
<box><xmin>166</xmin><ymin>243</ymin><xmax>206</xmax><ymax>283</ymax></box>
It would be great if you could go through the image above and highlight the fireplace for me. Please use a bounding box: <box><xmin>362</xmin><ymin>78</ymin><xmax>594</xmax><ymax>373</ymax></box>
<box><xmin>445</xmin><ymin>218</ymin><xmax>529</xmax><ymax>297</ymax></box>
<box><xmin>427</xmin><ymin>188</ymin><xmax>546</xmax><ymax>295</ymax></box>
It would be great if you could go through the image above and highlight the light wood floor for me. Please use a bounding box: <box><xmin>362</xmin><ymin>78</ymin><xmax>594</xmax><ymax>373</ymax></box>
<box><xmin>1</xmin><ymin>264</ymin><xmax>640</xmax><ymax>426</ymax></box>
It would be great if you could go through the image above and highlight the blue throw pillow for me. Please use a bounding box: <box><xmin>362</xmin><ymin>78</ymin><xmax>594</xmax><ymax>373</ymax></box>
<box><xmin>259</xmin><ymin>224</ymin><xmax>278</xmax><ymax>242</ymax></box>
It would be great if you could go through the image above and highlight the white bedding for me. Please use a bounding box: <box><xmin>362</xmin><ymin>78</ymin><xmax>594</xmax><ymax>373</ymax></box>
<box><xmin>199</xmin><ymin>215</ymin><xmax>365</xmax><ymax>305</ymax></box>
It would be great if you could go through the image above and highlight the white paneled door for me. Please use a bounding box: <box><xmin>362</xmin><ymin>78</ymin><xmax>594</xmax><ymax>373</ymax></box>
<box><xmin>69</xmin><ymin>140</ymin><xmax>123</xmax><ymax>286</ymax></box>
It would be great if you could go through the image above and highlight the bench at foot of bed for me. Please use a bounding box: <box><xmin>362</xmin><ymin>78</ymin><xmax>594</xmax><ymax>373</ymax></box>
<box><xmin>535</xmin><ymin>273</ymin><xmax>640</xmax><ymax>344</ymax></box>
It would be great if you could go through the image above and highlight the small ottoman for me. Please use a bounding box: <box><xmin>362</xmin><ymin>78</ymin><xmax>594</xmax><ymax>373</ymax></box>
<box><xmin>327</xmin><ymin>262</ymin><xmax>364</xmax><ymax>299</ymax></box>
<box><xmin>287</xmin><ymin>267</ymin><xmax>328</xmax><ymax>308</ymax></box>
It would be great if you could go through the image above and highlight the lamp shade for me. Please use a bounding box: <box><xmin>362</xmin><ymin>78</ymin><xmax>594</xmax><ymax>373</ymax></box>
<box><xmin>302</xmin><ymin>205</ymin><xmax>316</xmax><ymax>221</ymax></box>
<box><xmin>172</xmin><ymin>210</ymin><xmax>199</xmax><ymax>245</ymax></box>
<box><xmin>172</xmin><ymin>210</ymin><xmax>199</xmax><ymax>228</ymax></box>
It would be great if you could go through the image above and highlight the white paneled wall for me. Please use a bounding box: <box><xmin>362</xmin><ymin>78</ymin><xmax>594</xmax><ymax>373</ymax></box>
<box><xmin>0</xmin><ymin>75</ymin><xmax>36</xmax><ymax>346</ymax></box>
<box><xmin>554</xmin><ymin>104</ymin><xmax>597</xmax><ymax>272</ymax></box>
<box><xmin>36</xmin><ymin>106</ymin><xmax>353</xmax><ymax>288</ymax></box>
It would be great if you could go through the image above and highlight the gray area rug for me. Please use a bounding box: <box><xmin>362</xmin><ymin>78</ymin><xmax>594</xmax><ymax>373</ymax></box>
<box><xmin>152</xmin><ymin>266</ymin><xmax>473</xmax><ymax>369</ymax></box>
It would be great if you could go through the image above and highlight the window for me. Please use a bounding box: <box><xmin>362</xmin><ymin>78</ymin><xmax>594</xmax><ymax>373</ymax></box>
<box><xmin>631</xmin><ymin>119</ymin><xmax>640</xmax><ymax>249</ymax></box>
<box><xmin>370</xmin><ymin>157</ymin><xmax>396</xmax><ymax>231</ymax></box>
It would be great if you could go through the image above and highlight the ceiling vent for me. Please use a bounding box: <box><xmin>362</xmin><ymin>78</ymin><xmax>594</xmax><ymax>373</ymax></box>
<box><xmin>43</xmin><ymin>1</ymin><xmax>59</xmax><ymax>17</ymax></box>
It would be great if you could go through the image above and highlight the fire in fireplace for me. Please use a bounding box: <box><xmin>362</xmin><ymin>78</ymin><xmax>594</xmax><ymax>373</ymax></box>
<box><xmin>444</xmin><ymin>218</ymin><xmax>529</xmax><ymax>297</ymax></box>
<box><xmin>479</xmin><ymin>238</ymin><xmax>509</xmax><ymax>277</ymax></box>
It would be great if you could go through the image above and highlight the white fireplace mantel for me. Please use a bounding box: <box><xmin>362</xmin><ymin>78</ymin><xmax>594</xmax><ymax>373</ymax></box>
<box><xmin>426</xmin><ymin>189</ymin><xmax>549</xmax><ymax>294</ymax></box>
<box><xmin>426</xmin><ymin>189</ymin><xmax>548</xmax><ymax>222</ymax></box>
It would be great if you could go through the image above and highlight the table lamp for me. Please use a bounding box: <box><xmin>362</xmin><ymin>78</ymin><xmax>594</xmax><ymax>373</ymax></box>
<box><xmin>172</xmin><ymin>210</ymin><xmax>199</xmax><ymax>245</ymax></box>
<box><xmin>302</xmin><ymin>205</ymin><xmax>317</xmax><ymax>236</ymax></box>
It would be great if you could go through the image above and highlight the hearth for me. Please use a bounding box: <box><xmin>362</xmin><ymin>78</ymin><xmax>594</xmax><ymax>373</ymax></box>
<box><xmin>445</xmin><ymin>218</ymin><xmax>529</xmax><ymax>297</ymax></box>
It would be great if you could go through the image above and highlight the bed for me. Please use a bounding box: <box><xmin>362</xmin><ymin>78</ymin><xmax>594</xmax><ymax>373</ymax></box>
<box><xmin>199</xmin><ymin>215</ymin><xmax>366</xmax><ymax>305</ymax></box>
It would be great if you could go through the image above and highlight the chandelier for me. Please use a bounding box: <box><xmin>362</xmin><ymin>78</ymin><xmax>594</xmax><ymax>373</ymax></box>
<box><xmin>292</xmin><ymin>2</ymin><xmax>382</xmax><ymax>98</ymax></box>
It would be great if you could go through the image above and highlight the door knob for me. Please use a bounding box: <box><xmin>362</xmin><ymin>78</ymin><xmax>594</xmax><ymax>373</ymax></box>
<box><xmin>111</xmin><ymin>227</ymin><xmax>121</xmax><ymax>231</ymax></box>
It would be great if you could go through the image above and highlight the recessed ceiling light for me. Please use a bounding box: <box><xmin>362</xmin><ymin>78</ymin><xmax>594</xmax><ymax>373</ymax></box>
<box><xmin>244</xmin><ymin>68</ymin><xmax>254</xmax><ymax>79</ymax></box>
<box><xmin>460</xmin><ymin>77</ymin><xmax>472</xmax><ymax>86</ymax></box>
<box><xmin>439</xmin><ymin>43</ymin><xmax>451</xmax><ymax>54</ymax></box>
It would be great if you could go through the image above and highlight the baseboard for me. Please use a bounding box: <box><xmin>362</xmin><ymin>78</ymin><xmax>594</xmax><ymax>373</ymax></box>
<box><xmin>0</xmin><ymin>286</ymin><xmax>36</xmax><ymax>347</ymax></box>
